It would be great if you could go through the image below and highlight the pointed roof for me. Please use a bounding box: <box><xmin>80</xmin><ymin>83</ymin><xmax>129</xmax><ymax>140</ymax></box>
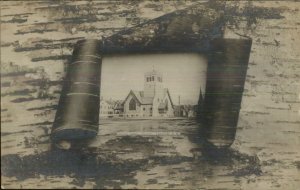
<box><xmin>198</xmin><ymin>87</ymin><xmax>204</xmax><ymax>105</ymax></box>
<box><xmin>123</xmin><ymin>90</ymin><xmax>154</xmax><ymax>105</ymax></box>
<box><xmin>163</xmin><ymin>88</ymin><xmax>174</xmax><ymax>108</ymax></box>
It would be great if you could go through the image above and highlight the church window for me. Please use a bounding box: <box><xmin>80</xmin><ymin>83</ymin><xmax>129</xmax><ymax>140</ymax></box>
<box><xmin>152</xmin><ymin>76</ymin><xmax>154</xmax><ymax>81</ymax></box>
<box><xmin>129</xmin><ymin>98</ymin><xmax>136</xmax><ymax>110</ymax></box>
<box><xmin>165</xmin><ymin>99</ymin><xmax>168</xmax><ymax>110</ymax></box>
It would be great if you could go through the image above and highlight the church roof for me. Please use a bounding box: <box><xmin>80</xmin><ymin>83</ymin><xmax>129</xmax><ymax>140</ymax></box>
<box><xmin>132</xmin><ymin>90</ymin><xmax>154</xmax><ymax>105</ymax></box>
<box><xmin>163</xmin><ymin>88</ymin><xmax>174</xmax><ymax>108</ymax></box>
<box><xmin>124</xmin><ymin>88</ymin><xmax>174</xmax><ymax>107</ymax></box>
<box><xmin>124</xmin><ymin>90</ymin><xmax>154</xmax><ymax>105</ymax></box>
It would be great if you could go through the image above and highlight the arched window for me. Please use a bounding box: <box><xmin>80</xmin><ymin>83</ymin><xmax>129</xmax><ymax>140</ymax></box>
<box><xmin>129</xmin><ymin>98</ymin><xmax>136</xmax><ymax>110</ymax></box>
<box><xmin>152</xmin><ymin>76</ymin><xmax>154</xmax><ymax>81</ymax></box>
<box><xmin>165</xmin><ymin>99</ymin><xmax>168</xmax><ymax>110</ymax></box>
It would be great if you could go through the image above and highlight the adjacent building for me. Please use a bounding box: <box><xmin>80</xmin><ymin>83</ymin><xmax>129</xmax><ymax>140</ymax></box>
<box><xmin>99</xmin><ymin>99</ymin><xmax>114</xmax><ymax>118</ymax></box>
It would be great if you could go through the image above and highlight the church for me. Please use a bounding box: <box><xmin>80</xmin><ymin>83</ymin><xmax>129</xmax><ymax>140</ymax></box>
<box><xmin>123</xmin><ymin>69</ymin><xmax>174</xmax><ymax>117</ymax></box>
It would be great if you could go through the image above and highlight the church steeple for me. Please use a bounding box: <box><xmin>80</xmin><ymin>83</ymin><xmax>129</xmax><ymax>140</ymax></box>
<box><xmin>144</xmin><ymin>69</ymin><xmax>163</xmax><ymax>98</ymax></box>
<box><xmin>199</xmin><ymin>88</ymin><xmax>203</xmax><ymax>104</ymax></box>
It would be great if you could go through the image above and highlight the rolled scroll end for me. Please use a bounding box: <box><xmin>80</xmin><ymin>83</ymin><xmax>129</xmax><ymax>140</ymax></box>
<box><xmin>203</xmin><ymin>38</ymin><xmax>252</xmax><ymax>148</ymax></box>
<box><xmin>51</xmin><ymin>39</ymin><xmax>102</xmax><ymax>145</ymax></box>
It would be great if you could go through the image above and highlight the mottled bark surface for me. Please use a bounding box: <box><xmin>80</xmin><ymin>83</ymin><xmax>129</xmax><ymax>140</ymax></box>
<box><xmin>1</xmin><ymin>1</ymin><xmax>299</xmax><ymax>189</ymax></box>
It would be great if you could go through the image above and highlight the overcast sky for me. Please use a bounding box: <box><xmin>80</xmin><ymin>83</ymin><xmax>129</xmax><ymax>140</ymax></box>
<box><xmin>101</xmin><ymin>53</ymin><xmax>207</xmax><ymax>105</ymax></box>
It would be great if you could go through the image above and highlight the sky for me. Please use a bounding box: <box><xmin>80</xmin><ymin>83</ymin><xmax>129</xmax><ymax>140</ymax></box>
<box><xmin>101</xmin><ymin>53</ymin><xmax>207</xmax><ymax>105</ymax></box>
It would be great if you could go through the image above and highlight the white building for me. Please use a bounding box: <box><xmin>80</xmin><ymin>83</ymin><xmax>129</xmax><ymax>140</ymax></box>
<box><xmin>99</xmin><ymin>99</ymin><xmax>114</xmax><ymax>118</ymax></box>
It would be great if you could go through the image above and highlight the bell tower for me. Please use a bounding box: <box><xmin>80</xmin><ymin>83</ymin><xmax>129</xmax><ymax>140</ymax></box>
<box><xmin>144</xmin><ymin>69</ymin><xmax>163</xmax><ymax>98</ymax></box>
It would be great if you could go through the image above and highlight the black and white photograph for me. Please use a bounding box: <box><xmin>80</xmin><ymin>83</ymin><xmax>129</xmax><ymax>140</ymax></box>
<box><xmin>100</xmin><ymin>54</ymin><xmax>206</xmax><ymax>119</ymax></box>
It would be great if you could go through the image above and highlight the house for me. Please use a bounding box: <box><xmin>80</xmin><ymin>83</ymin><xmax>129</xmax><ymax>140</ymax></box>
<box><xmin>174</xmin><ymin>105</ymin><xmax>183</xmax><ymax>117</ymax></box>
<box><xmin>123</xmin><ymin>69</ymin><xmax>174</xmax><ymax>117</ymax></box>
<box><xmin>99</xmin><ymin>99</ymin><xmax>115</xmax><ymax>118</ymax></box>
<box><xmin>113</xmin><ymin>100</ymin><xmax>124</xmax><ymax>116</ymax></box>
